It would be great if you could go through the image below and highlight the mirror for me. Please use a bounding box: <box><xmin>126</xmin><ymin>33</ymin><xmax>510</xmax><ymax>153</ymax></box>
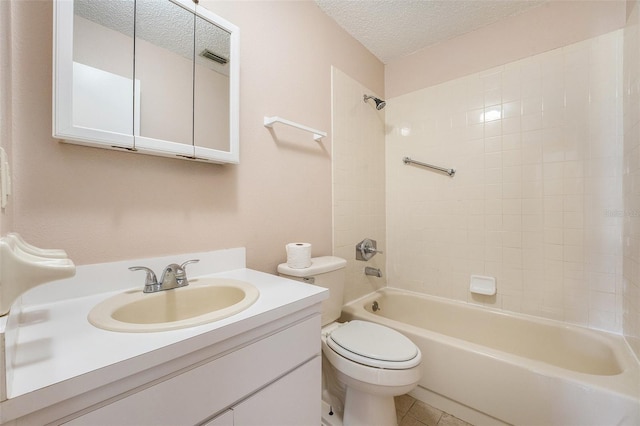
<box><xmin>57</xmin><ymin>0</ymin><xmax>136</xmax><ymax>148</ymax></box>
<box><xmin>53</xmin><ymin>0</ymin><xmax>240</xmax><ymax>164</ymax></box>
<box><xmin>194</xmin><ymin>14</ymin><xmax>231</xmax><ymax>153</ymax></box>
<box><xmin>135</xmin><ymin>0</ymin><xmax>194</xmax><ymax>148</ymax></box>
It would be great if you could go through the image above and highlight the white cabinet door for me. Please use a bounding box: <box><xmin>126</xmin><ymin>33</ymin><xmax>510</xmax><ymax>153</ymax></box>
<box><xmin>233</xmin><ymin>356</ymin><xmax>321</xmax><ymax>426</ymax></box>
<box><xmin>53</xmin><ymin>0</ymin><xmax>240</xmax><ymax>164</ymax></box>
<box><xmin>53</xmin><ymin>0</ymin><xmax>136</xmax><ymax>150</ymax></box>
<box><xmin>64</xmin><ymin>317</ymin><xmax>320</xmax><ymax>426</ymax></box>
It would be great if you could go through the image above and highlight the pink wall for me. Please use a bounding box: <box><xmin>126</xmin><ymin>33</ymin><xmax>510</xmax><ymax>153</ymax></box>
<box><xmin>2</xmin><ymin>0</ymin><xmax>383</xmax><ymax>271</ymax></box>
<box><xmin>386</xmin><ymin>0</ymin><xmax>627</xmax><ymax>99</ymax></box>
<box><xmin>0</xmin><ymin>1</ymin><xmax>13</xmax><ymax>235</ymax></box>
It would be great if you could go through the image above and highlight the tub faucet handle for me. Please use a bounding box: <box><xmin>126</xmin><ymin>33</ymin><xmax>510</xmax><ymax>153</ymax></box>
<box><xmin>364</xmin><ymin>245</ymin><xmax>383</xmax><ymax>255</ymax></box>
<box><xmin>356</xmin><ymin>238</ymin><xmax>383</xmax><ymax>261</ymax></box>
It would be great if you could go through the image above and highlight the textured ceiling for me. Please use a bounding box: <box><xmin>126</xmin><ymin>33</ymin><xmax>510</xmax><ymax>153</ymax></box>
<box><xmin>315</xmin><ymin>0</ymin><xmax>547</xmax><ymax>63</ymax></box>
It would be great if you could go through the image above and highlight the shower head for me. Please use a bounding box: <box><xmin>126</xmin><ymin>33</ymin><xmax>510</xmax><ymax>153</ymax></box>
<box><xmin>363</xmin><ymin>94</ymin><xmax>386</xmax><ymax>110</ymax></box>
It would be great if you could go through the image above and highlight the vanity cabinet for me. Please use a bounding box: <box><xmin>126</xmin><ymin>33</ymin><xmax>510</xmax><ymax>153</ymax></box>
<box><xmin>62</xmin><ymin>315</ymin><xmax>321</xmax><ymax>425</ymax></box>
<box><xmin>53</xmin><ymin>0</ymin><xmax>239</xmax><ymax>164</ymax></box>
<box><xmin>205</xmin><ymin>357</ymin><xmax>320</xmax><ymax>426</ymax></box>
<box><xmin>204</xmin><ymin>410</ymin><xmax>233</xmax><ymax>426</ymax></box>
<box><xmin>231</xmin><ymin>357</ymin><xmax>320</xmax><ymax>425</ymax></box>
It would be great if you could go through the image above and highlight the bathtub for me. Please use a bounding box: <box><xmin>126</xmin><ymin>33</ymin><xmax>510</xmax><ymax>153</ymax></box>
<box><xmin>340</xmin><ymin>288</ymin><xmax>640</xmax><ymax>426</ymax></box>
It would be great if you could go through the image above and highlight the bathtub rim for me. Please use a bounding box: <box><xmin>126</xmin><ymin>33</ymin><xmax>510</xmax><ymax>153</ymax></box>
<box><xmin>340</xmin><ymin>287</ymin><xmax>640</xmax><ymax>402</ymax></box>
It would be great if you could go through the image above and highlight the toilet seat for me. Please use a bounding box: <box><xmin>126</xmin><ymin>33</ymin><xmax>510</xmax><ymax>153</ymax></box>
<box><xmin>326</xmin><ymin>320</ymin><xmax>420</xmax><ymax>369</ymax></box>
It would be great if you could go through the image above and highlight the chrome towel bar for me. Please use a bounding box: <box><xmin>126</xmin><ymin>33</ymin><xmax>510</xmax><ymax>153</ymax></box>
<box><xmin>402</xmin><ymin>156</ymin><xmax>455</xmax><ymax>177</ymax></box>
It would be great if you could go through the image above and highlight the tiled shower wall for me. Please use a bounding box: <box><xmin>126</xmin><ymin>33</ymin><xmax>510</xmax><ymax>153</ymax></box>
<box><xmin>386</xmin><ymin>30</ymin><xmax>624</xmax><ymax>332</ymax></box>
<box><xmin>332</xmin><ymin>67</ymin><xmax>387</xmax><ymax>303</ymax></box>
<box><xmin>623</xmin><ymin>0</ymin><xmax>640</xmax><ymax>357</ymax></box>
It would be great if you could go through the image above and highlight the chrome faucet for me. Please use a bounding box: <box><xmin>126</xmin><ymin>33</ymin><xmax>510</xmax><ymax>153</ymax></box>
<box><xmin>129</xmin><ymin>259</ymin><xmax>199</xmax><ymax>293</ymax></box>
<box><xmin>365</xmin><ymin>266</ymin><xmax>383</xmax><ymax>278</ymax></box>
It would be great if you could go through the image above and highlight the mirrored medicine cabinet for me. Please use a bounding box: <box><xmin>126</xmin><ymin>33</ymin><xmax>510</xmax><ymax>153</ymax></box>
<box><xmin>53</xmin><ymin>0</ymin><xmax>239</xmax><ymax>164</ymax></box>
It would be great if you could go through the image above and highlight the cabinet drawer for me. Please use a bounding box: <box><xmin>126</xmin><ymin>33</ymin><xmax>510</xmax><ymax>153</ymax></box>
<box><xmin>66</xmin><ymin>315</ymin><xmax>320</xmax><ymax>425</ymax></box>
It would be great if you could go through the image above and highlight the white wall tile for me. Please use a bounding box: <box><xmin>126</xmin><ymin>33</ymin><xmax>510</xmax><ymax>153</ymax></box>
<box><xmin>623</xmin><ymin>0</ymin><xmax>640</xmax><ymax>356</ymax></box>
<box><xmin>332</xmin><ymin>67</ymin><xmax>387</xmax><ymax>303</ymax></box>
<box><xmin>386</xmin><ymin>29</ymin><xmax>625</xmax><ymax>333</ymax></box>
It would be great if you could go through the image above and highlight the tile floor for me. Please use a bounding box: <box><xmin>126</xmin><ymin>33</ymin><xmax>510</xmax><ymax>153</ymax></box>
<box><xmin>395</xmin><ymin>395</ymin><xmax>474</xmax><ymax>426</ymax></box>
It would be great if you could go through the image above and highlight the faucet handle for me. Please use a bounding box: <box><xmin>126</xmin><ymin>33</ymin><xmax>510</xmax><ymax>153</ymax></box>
<box><xmin>180</xmin><ymin>259</ymin><xmax>200</xmax><ymax>270</ymax></box>
<box><xmin>172</xmin><ymin>259</ymin><xmax>199</xmax><ymax>286</ymax></box>
<box><xmin>364</xmin><ymin>245</ymin><xmax>384</xmax><ymax>255</ymax></box>
<box><xmin>176</xmin><ymin>259</ymin><xmax>199</xmax><ymax>279</ymax></box>
<box><xmin>129</xmin><ymin>266</ymin><xmax>159</xmax><ymax>293</ymax></box>
<box><xmin>356</xmin><ymin>238</ymin><xmax>383</xmax><ymax>261</ymax></box>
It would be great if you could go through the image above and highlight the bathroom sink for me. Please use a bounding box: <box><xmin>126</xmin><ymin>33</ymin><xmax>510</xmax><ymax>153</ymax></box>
<box><xmin>88</xmin><ymin>278</ymin><xmax>260</xmax><ymax>332</ymax></box>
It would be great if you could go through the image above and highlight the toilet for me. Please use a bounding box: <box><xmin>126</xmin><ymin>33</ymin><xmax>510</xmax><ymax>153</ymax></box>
<box><xmin>278</xmin><ymin>256</ymin><xmax>422</xmax><ymax>426</ymax></box>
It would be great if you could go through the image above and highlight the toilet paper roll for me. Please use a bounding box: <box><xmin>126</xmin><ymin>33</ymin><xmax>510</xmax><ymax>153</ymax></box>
<box><xmin>286</xmin><ymin>242</ymin><xmax>312</xmax><ymax>269</ymax></box>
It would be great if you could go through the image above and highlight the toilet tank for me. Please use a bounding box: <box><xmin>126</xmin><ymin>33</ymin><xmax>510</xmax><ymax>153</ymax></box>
<box><xmin>277</xmin><ymin>256</ymin><xmax>347</xmax><ymax>326</ymax></box>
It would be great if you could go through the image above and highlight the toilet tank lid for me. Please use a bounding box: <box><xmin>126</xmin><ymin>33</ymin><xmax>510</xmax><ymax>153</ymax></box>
<box><xmin>277</xmin><ymin>256</ymin><xmax>347</xmax><ymax>277</ymax></box>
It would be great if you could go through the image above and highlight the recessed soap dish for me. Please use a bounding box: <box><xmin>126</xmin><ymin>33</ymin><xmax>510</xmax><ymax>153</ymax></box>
<box><xmin>470</xmin><ymin>275</ymin><xmax>496</xmax><ymax>296</ymax></box>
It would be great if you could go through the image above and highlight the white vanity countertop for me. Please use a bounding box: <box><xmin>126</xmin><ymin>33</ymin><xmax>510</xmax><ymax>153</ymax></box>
<box><xmin>1</xmin><ymin>260</ymin><xmax>327</xmax><ymax>421</ymax></box>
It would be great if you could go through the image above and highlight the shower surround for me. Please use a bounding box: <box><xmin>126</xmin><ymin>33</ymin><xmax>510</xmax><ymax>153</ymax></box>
<box><xmin>331</xmin><ymin>67</ymin><xmax>387</xmax><ymax>304</ymax></box>
<box><xmin>386</xmin><ymin>29</ymin><xmax>624</xmax><ymax>333</ymax></box>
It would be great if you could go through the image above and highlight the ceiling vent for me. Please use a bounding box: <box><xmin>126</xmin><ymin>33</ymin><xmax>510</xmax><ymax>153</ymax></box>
<box><xmin>200</xmin><ymin>49</ymin><xmax>228</xmax><ymax>65</ymax></box>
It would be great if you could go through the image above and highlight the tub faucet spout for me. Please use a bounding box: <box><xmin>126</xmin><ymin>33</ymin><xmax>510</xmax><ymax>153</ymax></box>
<box><xmin>365</xmin><ymin>267</ymin><xmax>383</xmax><ymax>278</ymax></box>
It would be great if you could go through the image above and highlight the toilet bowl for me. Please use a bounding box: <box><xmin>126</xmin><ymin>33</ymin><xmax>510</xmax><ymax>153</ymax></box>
<box><xmin>321</xmin><ymin>321</ymin><xmax>422</xmax><ymax>426</ymax></box>
<box><xmin>277</xmin><ymin>256</ymin><xmax>422</xmax><ymax>426</ymax></box>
